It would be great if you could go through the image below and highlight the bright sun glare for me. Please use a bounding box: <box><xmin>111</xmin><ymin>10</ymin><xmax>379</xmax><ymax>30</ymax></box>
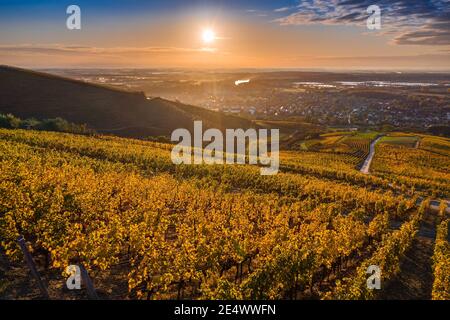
<box><xmin>202</xmin><ymin>29</ymin><xmax>216</xmax><ymax>44</ymax></box>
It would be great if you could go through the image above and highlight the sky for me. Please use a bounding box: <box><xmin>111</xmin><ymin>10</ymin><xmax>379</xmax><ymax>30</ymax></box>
<box><xmin>0</xmin><ymin>0</ymin><xmax>449</xmax><ymax>70</ymax></box>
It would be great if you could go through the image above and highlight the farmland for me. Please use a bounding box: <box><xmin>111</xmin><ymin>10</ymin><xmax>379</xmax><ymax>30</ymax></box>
<box><xmin>0</xmin><ymin>128</ymin><xmax>448</xmax><ymax>300</ymax></box>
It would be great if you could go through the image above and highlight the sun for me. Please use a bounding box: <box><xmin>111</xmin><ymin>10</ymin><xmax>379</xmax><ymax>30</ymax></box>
<box><xmin>202</xmin><ymin>29</ymin><xmax>216</xmax><ymax>44</ymax></box>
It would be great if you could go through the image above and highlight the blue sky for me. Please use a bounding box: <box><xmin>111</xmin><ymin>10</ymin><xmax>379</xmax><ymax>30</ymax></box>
<box><xmin>0</xmin><ymin>0</ymin><xmax>296</xmax><ymax>17</ymax></box>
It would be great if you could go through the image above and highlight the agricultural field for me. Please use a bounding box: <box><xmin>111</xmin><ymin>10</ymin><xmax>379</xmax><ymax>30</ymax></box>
<box><xmin>0</xmin><ymin>128</ymin><xmax>448</xmax><ymax>300</ymax></box>
<box><xmin>420</xmin><ymin>136</ymin><xmax>450</xmax><ymax>157</ymax></box>
<box><xmin>380</xmin><ymin>135</ymin><xmax>420</xmax><ymax>148</ymax></box>
<box><xmin>291</xmin><ymin>131</ymin><xmax>378</xmax><ymax>167</ymax></box>
<box><xmin>372</xmin><ymin>134</ymin><xmax>450</xmax><ymax>199</ymax></box>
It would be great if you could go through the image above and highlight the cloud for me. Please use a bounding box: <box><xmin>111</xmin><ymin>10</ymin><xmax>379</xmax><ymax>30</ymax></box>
<box><xmin>0</xmin><ymin>44</ymin><xmax>217</xmax><ymax>56</ymax></box>
<box><xmin>246</xmin><ymin>8</ymin><xmax>270</xmax><ymax>17</ymax></box>
<box><xmin>0</xmin><ymin>44</ymin><xmax>227</xmax><ymax>68</ymax></box>
<box><xmin>274</xmin><ymin>7</ymin><xmax>291</xmax><ymax>13</ymax></box>
<box><xmin>275</xmin><ymin>0</ymin><xmax>450</xmax><ymax>46</ymax></box>
<box><xmin>289</xmin><ymin>53</ymin><xmax>450</xmax><ymax>69</ymax></box>
<box><xmin>314</xmin><ymin>53</ymin><xmax>450</xmax><ymax>61</ymax></box>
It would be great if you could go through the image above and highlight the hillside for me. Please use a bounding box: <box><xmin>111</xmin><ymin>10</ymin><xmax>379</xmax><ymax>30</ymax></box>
<box><xmin>0</xmin><ymin>65</ymin><xmax>254</xmax><ymax>138</ymax></box>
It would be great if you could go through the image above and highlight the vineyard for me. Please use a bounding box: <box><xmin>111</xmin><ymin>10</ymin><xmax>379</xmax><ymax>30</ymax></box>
<box><xmin>371</xmin><ymin>135</ymin><xmax>450</xmax><ymax>198</ymax></box>
<box><xmin>0</xmin><ymin>128</ymin><xmax>449</xmax><ymax>300</ymax></box>
<box><xmin>294</xmin><ymin>132</ymin><xmax>378</xmax><ymax>167</ymax></box>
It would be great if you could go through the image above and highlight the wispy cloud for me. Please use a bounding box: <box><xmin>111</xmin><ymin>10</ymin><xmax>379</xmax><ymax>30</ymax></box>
<box><xmin>314</xmin><ymin>53</ymin><xmax>450</xmax><ymax>61</ymax></box>
<box><xmin>246</xmin><ymin>8</ymin><xmax>270</xmax><ymax>18</ymax></box>
<box><xmin>274</xmin><ymin>7</ymin><xmax>292</xmax><ymax>13</ymax></box>
<box><xmin>0</xmin><ymin>44</ymin><xmax>217</xmax><ymax>56</ymax></box>
<box><xmin>275</xmin><ymin>0</ymin><xmax>450</xmax><ymax>46</ymax></box>
<box><xmin>287</xmin><ymin>53</ymin><xmax>450</xmax><ymax>69</ymax></box>
<box><xmin>0</xmin><ymin>44</ymin><xmax>226</xmax><ymax>68</ymax></box>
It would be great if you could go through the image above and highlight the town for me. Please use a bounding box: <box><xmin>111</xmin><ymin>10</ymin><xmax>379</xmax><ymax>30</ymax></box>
<box><xmin>49</xmin><ymin>69</ymin><xmax>449</xmax><ymax>132</ymax></box>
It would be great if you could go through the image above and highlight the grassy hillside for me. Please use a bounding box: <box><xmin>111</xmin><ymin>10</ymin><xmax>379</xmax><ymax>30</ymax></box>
<box><xmin>0</xmin><ymin>65</ymin><xmax>254</xmax><ymax>138</ymax></box>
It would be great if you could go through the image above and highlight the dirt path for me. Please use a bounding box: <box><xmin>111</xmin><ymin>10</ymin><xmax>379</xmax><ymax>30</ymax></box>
<box><xmin>380</xmin><ymin>209</ymin><xmax>436</xmax><ymax>299</ymax></box>
<box><xmin>360</xmin><ymin>136</ymin><xmax>383</xmax><ymax>174</ymax></box>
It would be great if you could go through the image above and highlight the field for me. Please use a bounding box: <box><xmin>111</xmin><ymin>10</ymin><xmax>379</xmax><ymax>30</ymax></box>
<box><xmin>0</xmin><ymin>128</ymin><xmax>449</xmax><ymax>300</ymax></box>
<box><xmin>380</xmin><ymin>135</ymin><xmax>419</xmax><ymax>148</ymax></box>
<box><xmin>372</xmin><ymin>135</ymin><xmax>450</xmax><ymax>198</ymax></box>
<box><xmin>289</xmin><ymin>132</ymin><xmax>378</xmax><ymax>173</ymax></box>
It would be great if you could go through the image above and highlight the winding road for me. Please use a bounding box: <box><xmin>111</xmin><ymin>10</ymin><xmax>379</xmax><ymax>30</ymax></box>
<box><xmin>360</xmin><ymin>136</ymin><xmax>383</xmax><ymax>174</ymax></box>
<box><xmin>359</xmin><ymin>135</ymin><xmax>450</xmax><ymax>214</ymax></box>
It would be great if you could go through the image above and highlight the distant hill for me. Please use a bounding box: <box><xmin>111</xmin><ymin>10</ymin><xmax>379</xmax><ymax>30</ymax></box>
<box><xmin>0</xmin><ymin>65</ymin><xmax>254</xmax><ymax>138</ymax></box>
